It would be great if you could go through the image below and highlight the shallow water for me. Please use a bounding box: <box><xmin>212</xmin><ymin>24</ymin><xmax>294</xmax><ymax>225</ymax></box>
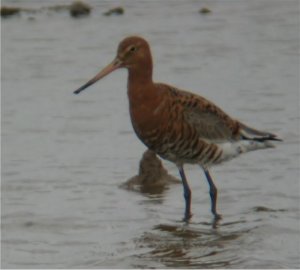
<box><xmin>2</xmin><ymin>0</ymin><xmax>300</xmax><ymax>268</ymax></box>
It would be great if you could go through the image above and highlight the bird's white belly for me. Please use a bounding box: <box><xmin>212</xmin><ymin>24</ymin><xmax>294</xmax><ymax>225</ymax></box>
<box><xmin>218</xmin><ymin>140</ymin><xmax>275</xmax><ymax>163</ymax></box>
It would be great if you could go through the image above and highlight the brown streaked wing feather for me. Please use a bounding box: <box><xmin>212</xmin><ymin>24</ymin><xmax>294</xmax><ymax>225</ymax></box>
<box><xmin>160</xmin><ymin>84</ymin><xmax>240</xmax><ymax>142</ymax></box>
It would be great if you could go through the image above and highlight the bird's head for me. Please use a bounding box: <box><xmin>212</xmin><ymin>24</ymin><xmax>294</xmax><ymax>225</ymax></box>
<box><xmin>74</xmin><ymin>36</ymin><xmax>152</xmax><ymax>94</ymax></box>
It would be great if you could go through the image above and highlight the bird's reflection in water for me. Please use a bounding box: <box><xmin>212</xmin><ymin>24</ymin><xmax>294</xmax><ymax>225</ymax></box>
<box><xmin>133</xmin><ymin>221</ymin><xmax>251</xmax><ymax>268</ymax></box>
<box><xmin>120</xmin><ymin>149</ymin><xmax>180</xmax><ymax>197</ymax></box>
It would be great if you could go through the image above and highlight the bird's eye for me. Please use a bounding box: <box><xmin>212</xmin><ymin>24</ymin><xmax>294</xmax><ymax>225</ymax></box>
<box><xmin>129</xmin><ymin>46</ymin><xmax>137</xmax><ymax>52</ymax></box>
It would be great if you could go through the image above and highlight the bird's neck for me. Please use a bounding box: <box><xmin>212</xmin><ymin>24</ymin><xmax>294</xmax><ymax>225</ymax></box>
<box><xmin>127</xmin><ymin>64</ymin><xmax>155</xmax><ymax>100</ymax></box>
<box><xmin>127</xmin><ymin>63</ymin><xmax>153</xmax><ymax>86</ymax></box>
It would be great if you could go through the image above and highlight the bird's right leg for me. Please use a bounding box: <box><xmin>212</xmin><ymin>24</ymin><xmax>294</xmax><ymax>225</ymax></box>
<box><xmin>203</xmin><ymin>169</ymin><xmax>222</xmax><ymax>220</ymax></box>
<box><xmin>178</xmin><ymin>165</ymin><xmax>192</xmax><ymax>221</ymax></box>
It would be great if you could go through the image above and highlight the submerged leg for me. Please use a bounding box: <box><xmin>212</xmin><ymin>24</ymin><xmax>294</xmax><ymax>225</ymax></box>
<box><xmin>204</xmin><ymin>169</ymin><xmax>222</xmax><ymax>220</ymax></box>
<box><xmin>178</xmin><ymin>166</ymin><xmax>192</xmax><ymax>221</ymax></box>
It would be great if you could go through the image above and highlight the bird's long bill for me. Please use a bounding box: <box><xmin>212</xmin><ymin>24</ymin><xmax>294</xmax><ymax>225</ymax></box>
<box><xmin>73</xmin><ymin>58</ymin><xmax>122</xmax><ymax>94</ymax></box>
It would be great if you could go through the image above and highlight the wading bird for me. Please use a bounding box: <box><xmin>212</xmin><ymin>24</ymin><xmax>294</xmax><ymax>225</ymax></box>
<box><xmin>74</xmin><ymin>36</ymin><xmax>281</xmax><ymax>221</ymax></box>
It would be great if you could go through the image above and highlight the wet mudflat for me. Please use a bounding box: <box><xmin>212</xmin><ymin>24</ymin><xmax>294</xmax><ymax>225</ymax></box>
<box><xmin>2</xmin><ymin>0</ymin><xmax>299</xmax><ymax>268</ymax></box>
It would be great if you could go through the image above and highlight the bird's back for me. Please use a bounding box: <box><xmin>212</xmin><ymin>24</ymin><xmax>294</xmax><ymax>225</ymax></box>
<box><xmin>129</xmin><ymin>82</ymin><xmax>280</xmax><ymax>168</ymax></box>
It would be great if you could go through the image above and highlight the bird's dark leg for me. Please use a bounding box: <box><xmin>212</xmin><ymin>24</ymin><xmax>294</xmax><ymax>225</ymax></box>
<box><xmin>204</xmin><ymin>169</ymin><xmax>222</xmax><ymax>220</ymax></box>
<box><xmin>178</xmin><ymin>166</ymin><xmax>192</xmax><ymax>221</ymax></box>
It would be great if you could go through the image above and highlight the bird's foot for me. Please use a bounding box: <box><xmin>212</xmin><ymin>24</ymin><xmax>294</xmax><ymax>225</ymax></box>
<box><xmin>212</xmin><ymin>213</ymin><xmax>222</xmax><ymax>228</ymax></box>
<box><xmin>214</xmin><ymin>213</ymin><xmax>222</xmax><ymax>220</ymax></box>
<box><xmin>182</xmin><ymin>212</ymin><xmax>193</xmax><ymax>222</ymax></box>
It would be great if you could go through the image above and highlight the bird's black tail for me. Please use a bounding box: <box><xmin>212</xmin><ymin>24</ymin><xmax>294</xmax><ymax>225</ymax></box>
<box><xmin>239</xmin><ymin>123</ymin><xmax>282</xmax><ymax>142</ymax></box>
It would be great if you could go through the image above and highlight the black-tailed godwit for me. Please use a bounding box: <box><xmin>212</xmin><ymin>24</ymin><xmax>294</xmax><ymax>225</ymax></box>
<box><xmin>74</xmin><ymin>36</ymin><xmax>281</xmax><ymax>221</ymax></box>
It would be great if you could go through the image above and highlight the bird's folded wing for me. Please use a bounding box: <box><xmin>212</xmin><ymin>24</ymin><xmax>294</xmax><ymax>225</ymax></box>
<box><xmin>166</xmin><ymin>85</ymin><xmax>240</xmax><ymax>142</ymax></box>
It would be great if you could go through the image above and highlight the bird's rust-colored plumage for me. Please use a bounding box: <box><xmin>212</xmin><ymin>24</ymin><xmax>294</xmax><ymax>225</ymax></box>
<box><xmin>74</xmin><ymin>36</ymin><xmax>281</xmax><ymax>221</ymax></box>
<box><xmin>129</xmin><ymin>82</ymin><xmax>242</xmax><ymax>166</ymax></box>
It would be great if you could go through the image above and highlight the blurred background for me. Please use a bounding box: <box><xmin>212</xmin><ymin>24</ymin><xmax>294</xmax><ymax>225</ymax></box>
<box><xmin>2</xmin><ymin>0</ymin><xmax>299</xmax><ymax>268</ymax></box>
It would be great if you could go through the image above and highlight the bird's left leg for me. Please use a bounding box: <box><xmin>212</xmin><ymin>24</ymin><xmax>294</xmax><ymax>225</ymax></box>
<box><xmin>204</xmin><ymin>169</ymin><xmax>222</xmax><ymax>220</ymax></box>
<box><xmin>178</xmin><ymin>165</ymin><xmax>192</xmax><ymax>221</ymax></box>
